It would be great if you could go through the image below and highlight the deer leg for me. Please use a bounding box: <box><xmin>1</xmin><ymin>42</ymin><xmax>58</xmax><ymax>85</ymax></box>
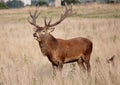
<box><xmin>77</xmin><ymin>57</ymin><xmax>86</xmax><ymax>71</ymax></box>
<box><xmin>52</xmin><ymin>63</ymin><xmax>63</xmax><ymax>78</ymax></box>
<box><xmin>52</xmin><ymin>64</ymin><xmax>57</xmax><ymax>78</ymax></box>
<box><xmin>58</xmin><ymin>62</ymin><xmax>63</xmax><ymax>72</ymax></box>
<box><xmin>84</xmin><ymin>54</ymin><xmax>91</xmax><ymax>73</ymax></box>
<box><xmin>85</xmin><ymin>62</ymin><xmax>91</xmax><ymax>73</ymax></box>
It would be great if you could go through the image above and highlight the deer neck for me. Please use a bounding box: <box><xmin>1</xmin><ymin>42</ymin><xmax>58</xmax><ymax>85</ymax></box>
<box><xmin>38</xmin><ymin>34</ymin><xmax>58</xmax><ymax>56</ymax></box>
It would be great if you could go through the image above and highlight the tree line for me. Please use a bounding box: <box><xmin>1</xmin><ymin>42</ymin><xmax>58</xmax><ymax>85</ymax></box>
<box><xmin>0</xmin><ymin>0</ymin><xmax>24</xmax><ymax>9</ymax></box>
<box><xmin>0</xmin><ymin>0</ymin><xmax>120</xmax><ymax>9</ymax></box>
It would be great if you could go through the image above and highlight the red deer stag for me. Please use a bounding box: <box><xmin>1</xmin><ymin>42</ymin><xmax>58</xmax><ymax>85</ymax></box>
<box><xmin>28</xmin><ymin>5</ymin><xmax>93</xmax><ymax>74</ymax></box>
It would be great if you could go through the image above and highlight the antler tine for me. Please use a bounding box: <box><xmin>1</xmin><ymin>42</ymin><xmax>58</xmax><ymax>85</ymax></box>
<box><xmin>65</xmin><ymin>2</ymin><xmax>68</xmax><ymax>12</ymax></box>
<box><xmin>48</xmin><ymin>16</ymin><xmax>52</xmax><ymax>26</ymax></box>
<box><xmin>45</xmin><ymin>3</ymin><xmax>75</xmax><ymax>27</ymax></box>
<box><xmin>35</xmin><ymin>11</ymin><xmax>41</xmax><ymax>19</ymax></box>
<box><xmin>34</xmin><ymin>7</ymin><xmax>40</xmax><ymax>19</ymax></box>
<box><xmin>44</xmin><ymin>16</ymin><xmax>52</xmax><ymax>27</ymax></box>
<box><xmin>64</xmin><ymin>3</ymin><xmax>74</xmax><ymax>17</ymax></box>
<box><xmin>29</xmin><ymin>11</ymin><xmax>33</xmax><ymax>18</ymax></box>
<box><xmin>44</xmin><ymin>17</ymin><xmax>47</xmax><ymax>26</ymax></box>
<box><xmin>28</xmin><ymin>10</ymin><xmax>35</xmax><ymax>24</ymax></box>
<box><xmin>28</xmin><ymin>7</ymin><xmax>42</xmax><ymax>29</ymax></box>
<box><xmin>27</xmin><ymin>17</ymin><xmax>33</xmax><ymax>24</ymax></box>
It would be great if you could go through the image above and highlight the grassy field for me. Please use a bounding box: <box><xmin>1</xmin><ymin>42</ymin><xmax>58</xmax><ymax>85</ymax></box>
<box><xmin>0</xmin><ymin>3</ymin><xmax>120</xmax><ymax>85</ymax></box>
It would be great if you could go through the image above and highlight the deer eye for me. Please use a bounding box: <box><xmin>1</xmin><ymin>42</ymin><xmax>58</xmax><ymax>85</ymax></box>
<box><xmin>41</xmin><ymin>30</ymin><xmax>46</xmax><ymax>35</ymax></box>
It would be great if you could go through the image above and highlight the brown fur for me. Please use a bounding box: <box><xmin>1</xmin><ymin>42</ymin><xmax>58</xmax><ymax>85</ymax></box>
<box><xmin>37</xmin><ymin>33</ymin><xmax>93</xmax><ymax>72</ymax></box>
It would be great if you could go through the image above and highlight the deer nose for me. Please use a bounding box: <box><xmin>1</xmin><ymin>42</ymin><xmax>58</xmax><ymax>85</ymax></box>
<box><xmin>33</xmin><ymin>33</ymin><xmax>37</xmax><ymax>37</ymax></box>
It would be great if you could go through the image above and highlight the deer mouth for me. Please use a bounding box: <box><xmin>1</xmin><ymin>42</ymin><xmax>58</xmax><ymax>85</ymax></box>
<box><xmin>34</xmin><ymin>36</ymin><xmax>38</xmax><ymax>40</ymax></box>
<box><xmin>33</xmin><ymin>33</ymin><xmax>38</xmax><ymax>40</ymax></box>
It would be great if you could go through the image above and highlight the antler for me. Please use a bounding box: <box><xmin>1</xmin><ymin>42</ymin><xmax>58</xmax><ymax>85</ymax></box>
<box><xmin>27</xmin><ymin>7</ymin><xmax>42</xmax><ymax>29</ymax></box>
<box><xmin>44</xmin><ymin>3</ymin><xmax>75</xmax><ymax>27</ymax></box>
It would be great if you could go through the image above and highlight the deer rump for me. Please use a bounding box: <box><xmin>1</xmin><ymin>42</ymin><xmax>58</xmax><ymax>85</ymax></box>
<box><xmin>39</xmin><ymin>35</ymin><xmax>93</xmax><ymax>66</ymax></box>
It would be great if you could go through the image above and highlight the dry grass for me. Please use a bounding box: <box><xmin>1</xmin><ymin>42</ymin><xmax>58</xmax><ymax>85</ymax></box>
<box><xmin>0</xmin><ymin>3</ymin><xmax>120</xmax><ymax>85</ymax></box>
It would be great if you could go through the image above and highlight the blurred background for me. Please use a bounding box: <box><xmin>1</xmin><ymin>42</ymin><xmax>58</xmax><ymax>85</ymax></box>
<box><xmin>0</xmin><ymin>0</ymin><xmax>120</xmax><ymax>8</ymax></box>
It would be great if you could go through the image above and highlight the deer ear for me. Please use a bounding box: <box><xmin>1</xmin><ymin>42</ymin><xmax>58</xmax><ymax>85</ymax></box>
<box><xmin>48</xmin><ymin>27</ymin><xmax>55</xmax><ymax>33</ymax></box>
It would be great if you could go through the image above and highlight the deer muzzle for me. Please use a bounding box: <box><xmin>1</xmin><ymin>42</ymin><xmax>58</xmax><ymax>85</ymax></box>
<box><xmin>33</xmin><ymin>33</ymin><xmax>38</xmax><ymax>40</ymax></box>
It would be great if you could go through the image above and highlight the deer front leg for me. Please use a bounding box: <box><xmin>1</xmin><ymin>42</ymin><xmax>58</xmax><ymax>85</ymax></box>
<box><xmin>52</xmin><ymin>62</ymin><xmax>63</xmax><ymax>78</ymax></box>
<box><xmin>52</xmin><ymin>64</ymin><xmax>57</xmax><ymax>78</ymax></box>
<box><xmin>58</xmin><ymin>62</ymin><xmax>63</xmax><ymax>71</ymax></box>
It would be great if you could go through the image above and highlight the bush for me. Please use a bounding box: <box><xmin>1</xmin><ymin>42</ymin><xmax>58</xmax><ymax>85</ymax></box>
<box><xmin>106</xmin><ymin>0</ymin><xmax>115</xmax><ymax>3</ymax></box>
<box><xmin>36</xmin><ymin>1</ymin><xmax>48</xmax><ymax>6</ymax></box>
<box><xmin>31</xmin><ymin>1</ymin><xmax>48</xmax><ymax>6</ymax></box>
<box><xmin>0</xmin><ymin>2</ymin><xmax>8</xmax><ymax>9</ymax></box>
<box><xmin>62</xmin><ymin>0</ymin><xmax>80</xmax><ymax>5</ymax></box>
<box><xmin>6</xmin><ymin>0</ymin><xmax>24</xmax><ymax>8</ymax></box>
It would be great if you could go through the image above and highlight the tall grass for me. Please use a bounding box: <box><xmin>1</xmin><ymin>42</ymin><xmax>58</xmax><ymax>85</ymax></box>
<box><xmin>0</xmin><ymin>3</ymin><xmax>120</xmax><ymax>85</ymax></box>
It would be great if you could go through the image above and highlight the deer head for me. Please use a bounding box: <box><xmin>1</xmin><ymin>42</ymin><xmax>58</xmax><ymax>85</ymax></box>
<box><xmin>28</xmin><ymin>4</ymin><xmax>74</xmax><ymax>42</ymax></box>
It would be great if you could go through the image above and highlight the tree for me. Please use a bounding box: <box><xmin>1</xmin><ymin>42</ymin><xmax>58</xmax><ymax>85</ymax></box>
<box><xmin>31</xmin><ymin>0</ymin><xmax>48</xmax><ymax>6</ymax></box>
<box><xmin>6</xmin><ymin>0</ymin><xmax>24</xmax><ymax>8</ymax></box>
<box><xmin>62</xmin><ymin>0</ymin><xmax>80</xmax><ymax>5</ymax></box>
<box><xmin>36</xmin><ymin>1</ymin><xmax>48</xmax><ymax>6</ymax></box>
<box><xmin>0</xmin><ymin>2</ymin><xmax>8</xmax><ymax>9</ymax></box>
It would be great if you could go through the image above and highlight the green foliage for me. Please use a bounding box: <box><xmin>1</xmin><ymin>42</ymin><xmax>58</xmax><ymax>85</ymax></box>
<box><xmin>106</xmin><ymin>0</ymin><xmax>115</xmax><ymax>3</ymax></box>
<box><xmin>6</xmin><ymin>0</ymin><xmax>24</xmax><ymax>8</ymax></box>
<box><xmin>36</xmin><ymin>1</ymin><xmax>48</xmax><ymax>6</ymax></box>
<box><xmin>31</xmin><ymin>0</ymin><xmax>48</xmax><ymax>6</ymax></box>
<box><xmin>0</xmin><ymin>2</ymin><xmax>8</xmax><ymax>9</ymax></box>
<box><xmin>62</xmin><ymin>0</ymin><xmax>80</xmax><ymax>5</ymax></box>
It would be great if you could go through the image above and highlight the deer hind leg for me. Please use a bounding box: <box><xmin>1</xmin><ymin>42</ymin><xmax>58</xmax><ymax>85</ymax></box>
<box><xmin>84</xmin><ymin>54</ymin><xmax>91</xmax><ymax>73</ymax></box>
<box><xmin>77</xmin><ymin>56</ymin><xmax>86</xmax><ymax>71</ymax></box>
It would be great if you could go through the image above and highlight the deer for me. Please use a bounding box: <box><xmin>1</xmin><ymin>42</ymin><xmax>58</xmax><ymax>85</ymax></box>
<box><xmin>28</xmin><ymin>4</ymin><xmax>93</xmax><ymax>75</ymax></box>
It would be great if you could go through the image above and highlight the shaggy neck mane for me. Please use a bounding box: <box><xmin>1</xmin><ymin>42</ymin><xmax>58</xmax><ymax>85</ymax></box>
<box><xmin>38</xmin><ymin>34</ymin><xmax>58</xmax><ymax>56</ymax></box>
